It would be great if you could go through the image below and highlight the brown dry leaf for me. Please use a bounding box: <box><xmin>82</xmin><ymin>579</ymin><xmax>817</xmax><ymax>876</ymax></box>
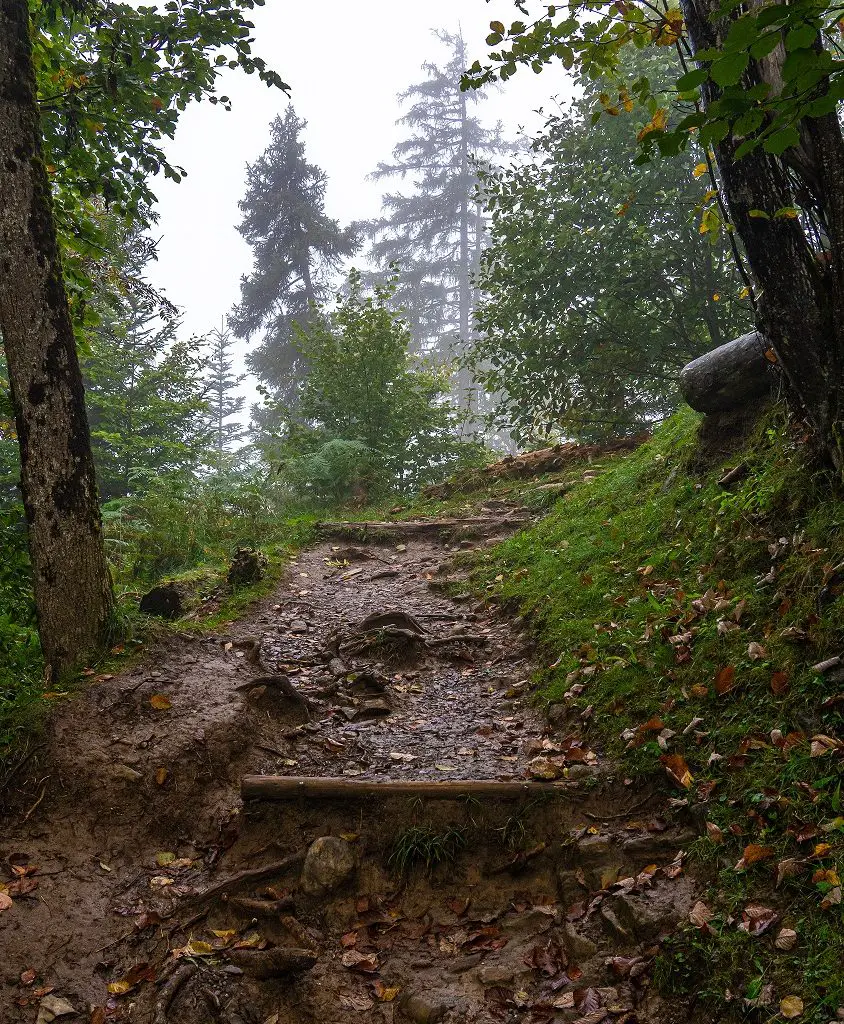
<box><xmin>0</xmin><ymin>892</ymin><xmax>12</xmax><ymax>912</ymax></box>
<box><xmin>689</xmin><ymin>901</ymin><xmax>713</xmax><ymax>927</ymax></box>
<box><xmin>810</xmin><ymin>734</ymin><xmax>843</xmax><ymax>757</ymax></box>
<box><xmin>154</xmin><ymin>767</ymin><xmax>169</xmax><ymax>786</ymax></box>
<box><xmin>340</xmin><ymin>931</ymin><xmax>358</xmax><ymax>948</ymax></box>
<box><xmin>706</xmin><ymin>822</ymin><xmax>724</xmax><ymax>844</ymax></box>
<box><xmin>341</xmin><ymin>949</ymin><xmax>379</xmax><ymax>972</ymax></box>
<box><xmin>714</xmin><ymin>665</ymin><xmax>736</xmax><ymax>694</ymax></box>
<box><xmin>780</xmin><ymin>995</ymin><xmax>803</xmax><ymax>1018</ymax></box>
<box><xmin>776</xmin><ymin>858</ymin><xmax>805</xmax><ymax>887</ymax></box>
<box><xmin>373</xmin><ymin>979</ymin><xmax>400</xmax><ymax>1001</ymax></box>
<box><xmin>769</xmin><ymin>670</ymin><xmax>789</xmax><ymax>696</ymax></box>
<box><xmin>660</xmin><ymin>753</ymin><xmax>693</xmax><ymax>789</ymax></box>
<box><xmin>149</xmin><ymin>694</ymin><xmax>172</xmax><ymax>710</ymax></box>
<box><xmin>747</xmin><ymin>642</ymin><xmax>767</xmax><ymax>661</ymax></box>
<box><xmin>734</xmin><ymin>844</ymin><xmax>774</xmax><ymax>871</ymax></box>
<box><xmin>737</xmin><ymin>904</ymin><xmax>778</xmax><ymax>936</ymax></box>
<box><xmin>774</xmin><ymin>927</ymin><xmax>797</xmax><ymax>950</ymax></box>
<box><xmin>821</xmin><ymin>885</ymin><xmax>842</xmax><ymax>909</ymax></box>
<box><xmin>19</xmin><ymin>969</ymin><xmax>36</xmax><ymax>986</ymax></box>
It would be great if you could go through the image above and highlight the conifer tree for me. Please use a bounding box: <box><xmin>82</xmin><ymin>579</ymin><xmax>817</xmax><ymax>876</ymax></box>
<box><xmin>205</xmin><ymin>322</ymin><xmax>245</xmax><ymax>460</ymax></box>
<box><xmin>367</xmin><ymin>30</ymin><xmax>505</xmax><ymax>406</ymax></box>
<box><xmin>230</xmin><ymin>105</ymin><xmax>358</xmax><ymax>421</ymax></box>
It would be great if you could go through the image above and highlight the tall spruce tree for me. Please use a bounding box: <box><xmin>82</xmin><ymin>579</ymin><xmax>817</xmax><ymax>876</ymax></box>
<box><xmin>230</xmin><ymin>105</ymin><xmax>358</xmax><ymax>424</ymax></box>
<box><xmin>367</xmin><ymin>30</ymin><xmax>506</xmax><ymax>406</ymax></box>
<box><xmin>205</xmin><ymin>322</ymin><xmax>245</xmax><ymax>460</ymax></box>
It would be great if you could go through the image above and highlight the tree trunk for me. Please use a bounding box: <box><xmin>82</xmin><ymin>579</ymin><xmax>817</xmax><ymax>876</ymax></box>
<box><xmin>457</xmin><ymin>85</ymin><xmax>474</xmax><ymax>419</ymax></box>
<box><xmin>0</xmin><ymin>0</ymin><xmax>114</xmax><ymax>676</ymax></box>
<box><xmin>680</xmin><ymin>0</ymin><xmax>844</xmax><ymax>471</ymax></box>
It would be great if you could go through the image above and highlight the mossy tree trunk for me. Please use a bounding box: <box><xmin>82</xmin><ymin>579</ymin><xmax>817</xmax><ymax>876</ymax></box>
<box><xmin>0</xmin><ymin>0</ymin><xmax>114</xmax><ymax>676</ymax></box>
<box><xmin>681</xmin><ymin>0</ymin><xmax>844</xmax><ymax>471</ymax></box>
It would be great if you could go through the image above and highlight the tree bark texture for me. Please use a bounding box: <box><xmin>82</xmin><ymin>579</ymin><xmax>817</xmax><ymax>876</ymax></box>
<box><xmin>679</xmin><ymin>330</ymin><xmax>776</xmax><ymax>413</ymax></box>
<box><xmin>680</xmin><ymin>0</ymin><xmax>844</xmax><ymax>470</ymax></box>
<box><xmin>0</xmin><ymin>0</ymin><xmax>114</xmax><ymax>675</ymax></box>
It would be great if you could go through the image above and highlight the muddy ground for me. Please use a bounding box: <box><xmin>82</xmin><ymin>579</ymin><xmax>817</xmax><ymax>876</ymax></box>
<box><xmin>1</xmin><ymin>511</ymin><xmax>702</xmax><ymax>1024</ymax></box>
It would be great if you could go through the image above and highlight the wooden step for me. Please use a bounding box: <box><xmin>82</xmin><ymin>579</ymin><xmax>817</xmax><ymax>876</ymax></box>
<box><xmin>242</xmin><ymin>775</ymin><xmax>573</xmax><ymax>802</ymax></box>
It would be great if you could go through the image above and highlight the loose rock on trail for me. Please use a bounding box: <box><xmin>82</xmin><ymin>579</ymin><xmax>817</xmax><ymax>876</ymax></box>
<box><xmin>1</xmin><ymin>506</ymin><xmax>701</xmax><ymax>1024</ymax></box>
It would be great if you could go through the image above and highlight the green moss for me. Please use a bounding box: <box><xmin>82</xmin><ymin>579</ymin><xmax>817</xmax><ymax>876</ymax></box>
<box><xmin>442</xmin><ymin>405</ymin><xmax>843</xmax><ymax>1022</ymax></box>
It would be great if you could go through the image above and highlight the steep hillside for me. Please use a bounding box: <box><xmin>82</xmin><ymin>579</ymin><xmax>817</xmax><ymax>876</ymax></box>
<box><xmin>432</xmin><ymin>404</ymin><xmax>844</xmax><ymax>1022</ymax></box>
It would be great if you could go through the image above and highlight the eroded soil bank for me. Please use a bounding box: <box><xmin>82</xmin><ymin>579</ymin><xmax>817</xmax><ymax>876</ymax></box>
<box><xmin>1</xmin><ymin>511</ymin><xmax>701</xmax><ymax>1024</ymax></box>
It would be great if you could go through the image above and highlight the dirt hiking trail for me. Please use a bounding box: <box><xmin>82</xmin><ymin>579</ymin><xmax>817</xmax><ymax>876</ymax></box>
<box><xmin>1</xmin><ymin>505</ymin><xmax>701</xmax><ymax>1024</ymax></box>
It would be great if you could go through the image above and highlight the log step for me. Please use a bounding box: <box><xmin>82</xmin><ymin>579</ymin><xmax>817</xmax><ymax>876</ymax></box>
<box><xmin>241</xmin><ymin>776</ymin><xmax>573</xmax><ymax>801</ymax></box>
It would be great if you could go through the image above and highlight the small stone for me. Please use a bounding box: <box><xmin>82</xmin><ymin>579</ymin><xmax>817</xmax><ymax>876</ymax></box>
<box><xmin>289</xmin><ymin>620</ymin><xmax>309</xmax><ymax>634</ymax></box>
<box><xmin>111</xmin><ymin>764</ymin><xmax>142</xmax><ymax>782</ymax></box>
<box><xmin>561</xmin><ymin>922</ymin><xmax>597</xmax><ymax>960</ymax></box>
<box><xmin>37</xmin><ymin>995</ymin><xmax>77</xmax><ymax>1024</ymax></box>
<box><xmin>300</xmin><ymin>837</ymin><xmax>356</xmax><ymax>896</ymax></box>
<box><xmin>599</xmin><ymin>905</ymin><xmax>633</xmax><ymax>943</ymax></box>
<box><xmin>399</xmin><ymin>993</ymin><xmax>447</xmax><ymax>1023</ymax></box>
<box><xmin>477</xmin><ymin>963</ymin><xmax>517</xmax><ymax>984</ymax></box>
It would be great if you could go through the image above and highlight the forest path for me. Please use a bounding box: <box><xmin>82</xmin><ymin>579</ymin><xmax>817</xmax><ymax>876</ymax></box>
<box><xmin>1</xmin><ymin>508</ymin><xmax>699</xmax><ymax>1024</ymax></box>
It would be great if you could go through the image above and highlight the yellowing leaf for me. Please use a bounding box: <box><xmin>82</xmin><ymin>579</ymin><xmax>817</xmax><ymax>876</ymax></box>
<box><xmin>149</xmin><ymin>694</ymin><xmax>172</xmax><ymax>710</ymax></box>
<box><xmin>107</xmin><ymin>981</ymin><xmax>133</xmax><ymax>996</ymax></box>
<box><xmin>155</xmin><ymin>767</ymin><xmax>169</xmax><ymax>786</ymax></box>
<box><xmin>660</xmin><ymin>753</ymin><xmax>693</xmax><ymax>788</ymax></box>
<box><xmin>780</xmin><ymin>995</ymin><xmax>803</xmax><ymax>1018</ymax></box>
<box><xmin>693</xmin><ymin>162</ymin><xmax>708</xmax><ymax>178</ymax></box>
<box><xmin>637</xmin><ymin>107</ymin><xmax>668</xmax><ymax>141</ymax></box>
<box><xmin>155</xmin><ymin>851</ymin><xmax>176</xmax><ymax>866</ymax></box>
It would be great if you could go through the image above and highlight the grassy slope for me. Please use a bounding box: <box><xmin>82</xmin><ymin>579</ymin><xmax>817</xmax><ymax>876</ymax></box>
<box><xmin>416</xmin><ymin>406</ymin><xmax>843</xmax><ymax>1022</ymax></box>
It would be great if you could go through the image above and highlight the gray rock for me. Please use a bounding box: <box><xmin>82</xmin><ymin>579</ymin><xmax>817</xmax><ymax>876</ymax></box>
<box><xmin>290</xmin><ymin>620</ymin><xmax>309</xmax><ymax>634</ymax></box>
<box><xmin>399</xmin><ymin>993</ymin><xmax>447</xmax><ymax>1023</ymax></box>
<box><xmin>599</xmin><ymin>904</ymin><xmax>634</xmax><ymax>943</ymax></box>
<box><xmin>477</xmin><ymin>962</ymin><xmax>518</xmax><ymax>985</ymax></box>
<box><xmin>562</xmin><ymin>922</ymin><xmax>598</xmax><ymax>960</ymax></box>
<box><xmin>300</xmin><ymin>836</ymin><xmax>356</xmax><ymax>896</ymax></box>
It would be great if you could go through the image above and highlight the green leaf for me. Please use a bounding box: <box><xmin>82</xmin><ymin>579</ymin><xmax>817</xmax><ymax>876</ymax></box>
<box><xmin>785</xmin><ymin>23</ymin><xmax>818</xmax><ymax>50</ymax></box>
<box><xmin>724</xmin><ymin>16</ymin><xmax>759</xmax><ymax>51</ymax></box>
<box><xmin>676</xmin><ymin>68</ymin><xmax>708</xmax><ymax>90</ymax></box>
<box><xmin>710</xmin><ymin>52</ymin><xmax>749</xmax><ymax>86</ymax></box>
<box><xmin>755</xmin><ymin>4</ymin><xmax>788</xmax><ymax>28</ymax></box>
<box><xmin>750</xmin><ymin>31</ymin><xmax>781</xmax><ymax>59</ymax></box>
<box><xmin>763</xmin><ymin>125</ymin><xmax>800</xmax><ymax>154</ymax></box>
<box><xmin>700</xmin><ymin>119</ymin><xmax>730</xmax><ymax>146</ymax></box>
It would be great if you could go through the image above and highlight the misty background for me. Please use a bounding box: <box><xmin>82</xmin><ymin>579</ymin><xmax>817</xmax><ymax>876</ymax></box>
<box><xmin>144</xmin><ymin>1</ymin><xmax>566</xmax><ymax>412</ymax></box>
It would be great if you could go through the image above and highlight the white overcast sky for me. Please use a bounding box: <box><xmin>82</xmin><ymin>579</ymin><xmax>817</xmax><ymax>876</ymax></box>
<box><xmin>144</xmin><ymin>0</ymin><xmax>572</xmax><ymax>388</ymax></box>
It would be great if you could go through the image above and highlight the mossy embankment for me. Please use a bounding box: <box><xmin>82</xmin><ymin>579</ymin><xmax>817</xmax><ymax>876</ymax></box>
<box><xmin>419</xmin><ymin>405</ymin><xmax>844</xmax><ymax>1023</ymax></box>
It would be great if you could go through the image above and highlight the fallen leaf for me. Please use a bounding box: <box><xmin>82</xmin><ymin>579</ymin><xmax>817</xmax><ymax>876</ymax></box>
<box><xmin>747</xmin><ymin>642</ymin><xmax>767</xmax><ymax>661</ymax></box>
<box><xmin>149</xmin><ymin>694</ymin><xmax>172</xmax><ymax>710</ymax></box>
<box><xmin>373</xmin><ymin>979</ymin><xmax>400</xmax><ymax>1001</ymax></box>
<box><xmin>660</xmin><ymin>753</ymin><xmax>693</xmax><ymax>789</ymax></box>
<box><xmin>737</xmin><ymin>904</ymin><xmax>778</xmax><ymax>936</ymax></box>
<box><xmin>155</xmin><ymin>852</ymin><xmax>176</xmax><ymax>867</ymax></box>
<box><xmin>714</xmin><ymin>665</ymin><xmax>736</xmax><ymax>694</ymax></box>
<box><xmin>0</xmin><ymin>892</ymin><xmax>12</xmax><ymax>912</ymax></box>
<box><xmin>705</xmin><ymin>822</ymin><xmax>724</xmax><ymax>843</ymax></box>
<box><xmin>19</xmin><ymin>969</ymin><xmax>36</xmax><ymax>986</ymax></box>
<box><xmin>775</xmin><ymin>927</ymin><xmax>797</xmax><ymax>950</ymax></box>
<box><xmin>341</xmin><ymin>949</ymin><xmax>379</xmax><ymax>972</ymax></box>
<box><xmin>810</xmin><ymin>734</ymin><xmax>843</xmax><ymax>757</ymax></box>
<box><xmin>154</xmin><ymin>767</ymin><xmax>169</xmax><ymax>786</ymax></box>
<box><xmin>689</xmin><ymin>901</ymin><xmax>713</xmax><ymax>927</ymax></box>
<box><xmin>776</xmin><ymin>858</ymin><xmax>805</xmax><ymax>887</ymax></box>
<box><xmin>770</xmin><ymin>671</ymin><xmax>790</xmax><ymax>695</ymax></box>
<box><xmin>780</xmin><ymin>994</ymin><xmax>803</xmax><ymax>1018</ymax></box>
<box><xmin>734</xmin><ymin>844</ymin><xmax>774</xmax><ymax>871</ymax></box>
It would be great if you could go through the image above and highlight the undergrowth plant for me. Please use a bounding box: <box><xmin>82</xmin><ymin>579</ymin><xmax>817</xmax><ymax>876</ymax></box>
<box><xmin>388</xmin><ymin>825</ymin><xmax>468</xmax><ymax>876</ymax></box>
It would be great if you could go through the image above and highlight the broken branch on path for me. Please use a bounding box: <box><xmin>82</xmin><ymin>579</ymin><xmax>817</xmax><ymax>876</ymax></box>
<box><xmin>242</xmin><ymin>776</ymin><xmax>572</xmax><ymax>801</ymax></box>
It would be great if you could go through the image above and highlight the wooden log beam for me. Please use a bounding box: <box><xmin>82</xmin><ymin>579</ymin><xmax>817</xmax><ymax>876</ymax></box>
<box><xmin>242</xmin><ymin>776</ymin><xmax>572</xmax><ymax>801</ymax></box>
<box><xmin>679</xmin><ymin>331</ymin><xmax>775</xmax><ymax>414</ymax></box>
